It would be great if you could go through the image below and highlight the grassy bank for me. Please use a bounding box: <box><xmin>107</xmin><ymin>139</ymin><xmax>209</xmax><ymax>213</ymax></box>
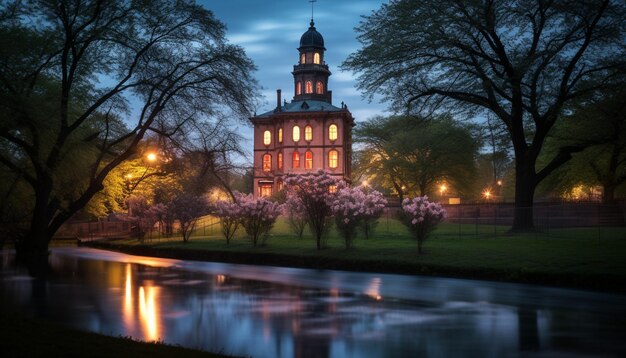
<box><xmin>0</xmin><ymin>313</ymin><xmax>231</xmax><ymax>358</ymax></box>
<box><xmin>87</xmin><ymin>218</ymin><xmax>626</xmax><ymax>293</ymax></box>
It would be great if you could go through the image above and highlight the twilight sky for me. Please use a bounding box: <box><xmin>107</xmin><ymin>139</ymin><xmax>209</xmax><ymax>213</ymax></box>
<box><xmin>198</xmin><ymin>0</ymin><xmax>388</xmax><ymax>163</ymax></box>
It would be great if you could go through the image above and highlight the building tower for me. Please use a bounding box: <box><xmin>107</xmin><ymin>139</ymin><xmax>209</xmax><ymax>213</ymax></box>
<box><xmin>250</xmin><ymin>18</ymin><xmax>355</xmax><ymax>197</ymax></box>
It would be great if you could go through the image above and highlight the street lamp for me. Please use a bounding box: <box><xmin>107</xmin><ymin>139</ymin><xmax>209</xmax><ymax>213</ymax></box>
<box><xmin>439</xmin><ymin>184</ymin><xmax>447</xmax><ymax>195</ymax></box>
<box><xmin>146</xmin><ymin>152</ymin><xmax>157</xmax><ymax>162</ymax></box>
<box><xmin>483</xmin><ymin>189</ymin><xmax>492</xmax><ymax>201</ymax></box>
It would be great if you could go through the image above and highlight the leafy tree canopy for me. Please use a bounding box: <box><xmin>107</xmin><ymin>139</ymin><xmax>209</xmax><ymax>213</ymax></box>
<box><xmin>354</xmin><ymin>115</ymin><xmax>478</xmax><ymax>200</ymax></box>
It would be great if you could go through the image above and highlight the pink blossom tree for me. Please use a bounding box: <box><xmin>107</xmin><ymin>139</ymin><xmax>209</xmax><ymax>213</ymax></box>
<box><xmin>284</xmin><ymin>170</ymin><xmax>340</xmax><ymax>250</ymax></box>
<box><xmin>331</xmin><ymin>185</ymin><xmax>388</xmax><ymax>249</ymax></box>
<box><xmin>169</xmin><ymin>194</ymin><xmax>210</xmax><ymax>243</ymax></box>
<box><xmin>236</xmin><ymin>193</ymin><xmax>282</xmax><ymax>247</ymax></box>
<box><xmin>214</xmin><ymin>199</ymin><xmax>242</xmax><ymax>245</ymax></box>
<box><xmin>358</xmin><ymin>187</ymin><xmax>387</xmax><ymax>240</ymax></box>
<box><xmin>284</xmin><ymin>196</ymin><xmax>308</xmax><ymax>239</ymax></box>
<box><xmin>399</xmin><ymin>196</ymin><xmax>446</xmax><ymax>254</ymax></box>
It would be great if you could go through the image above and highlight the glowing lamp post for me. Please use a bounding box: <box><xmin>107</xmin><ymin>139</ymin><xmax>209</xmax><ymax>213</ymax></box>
<box><xmin>439</xmin><ymin>184</ymin><xmax>447</xmax><ymax>197</ymax></box>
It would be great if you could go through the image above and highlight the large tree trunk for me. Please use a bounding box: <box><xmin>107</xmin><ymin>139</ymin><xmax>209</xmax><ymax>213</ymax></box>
<box><xmin>511</xmin><ymin>158</ymin><xmax>537</xmax><ymax>232</ymax></box>
<box><xmin>17</xmin><ymin>179</ymin><xmax>54</xmax><ymax>260</ymax></box>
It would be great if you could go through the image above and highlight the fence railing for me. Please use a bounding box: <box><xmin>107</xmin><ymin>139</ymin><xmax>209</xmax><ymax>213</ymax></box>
<box><xmin>382</xmin><ymin>201</ymin><xmax>626</xmax><ymax>240</ymax></box>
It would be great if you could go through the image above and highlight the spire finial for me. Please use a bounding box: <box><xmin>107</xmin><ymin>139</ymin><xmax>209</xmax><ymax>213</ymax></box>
<box><xmin>309</xmin><ymin>0</ymin><xmax>317</xmax><ymax>24</ymax></box>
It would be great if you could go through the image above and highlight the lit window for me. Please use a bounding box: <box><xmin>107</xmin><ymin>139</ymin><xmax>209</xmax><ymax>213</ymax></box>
<box><xmin>260</xmin><ymin>184</ymin><xmax>273</xmax><ymax>197</ymax></box>
<box><xmin>278</xmin><ymin>152</ymin><xmax>283</xmax><ymax>170</ymax></box>
<box><xmin>263</xmin><ymin>130</ymin><xmax>271</xmax><ymax>146</ymax></box>
<box><xmin>278</xmin><ymin>128</ymin><xmax>283</xmax><ymax>143</ymax></box>
<box><xmin>329</xmin><ymin>185</ymin><xmax>337</xmax><ymax>194</ymax></box>
<box><xmin>304</xmin><ymin>125</ymin><xmax>312</xmax><ymax>141</ymax></box>
<box><xmin>314</xmin><ymin>53</ymin><xmax>320</xmax><ymax>64</ymax></box>
<box><xmin>296</xmin><ymin>82</ymin><xmax>302</xmax><ymax>95</ymax></box>
<box><xmin>300</xmin><ymin>53</ymin><xmax>305</xmax><ymax>64</ymax></box>
<box><xmin>328</xmin><ymin>124</ymin><xmax>338</xmax><ymax>141</ymax></box>
<box><xmin>292</xmin><ymin>152</ymin><xmax>300</xmax><ymax>168</ymax></box>
<box><xmin>277</xmin><ymin>180</ymin><xmax>283</xmax><ymax>191</ymax></box>
<box><xmin>328</xmin><ymin>150</ymin><xmax>338</xmax><ymax>169</ymax></box>
<box><xmin>262</xmin><ymin>154</ymin><xmax>271</xmax><ymax>172</ymax></box>
<box><xmin>305</xmin><ymin>151</ymin><xmax>313</xmax><ymax>169</ymax></box>
<box><xmin>305</xmin><ymin>81</ymin><xmax>313</xmax><ymax>94</ymax></box>
<box><xmin>316</xmin><ymin>81</ymin><xmax>324</xmax><ymax>94</ymax></box>
<box><xmin>293</xmin><ymin>126</ymin><xmax>300</xmax><ymax>142</ymax></box>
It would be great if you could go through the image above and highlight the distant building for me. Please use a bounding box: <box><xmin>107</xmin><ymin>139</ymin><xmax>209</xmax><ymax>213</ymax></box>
<box><xmin>250</xmin><ymin>19</ymin><xmax>355</xmax><ymax>197</ymax></box>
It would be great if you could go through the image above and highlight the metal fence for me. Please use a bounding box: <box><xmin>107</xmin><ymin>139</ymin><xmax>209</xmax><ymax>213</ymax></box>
<box><xmin>381</xmin><ymin>201</ymin><xmax>626</xmax><ymax>240</ymax></box>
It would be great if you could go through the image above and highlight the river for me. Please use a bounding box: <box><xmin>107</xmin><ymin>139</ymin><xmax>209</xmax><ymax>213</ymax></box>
<box><xmin>0</xmin><ymin>247</ymin><xmax>624</xmax><ymax>357</ymax></box>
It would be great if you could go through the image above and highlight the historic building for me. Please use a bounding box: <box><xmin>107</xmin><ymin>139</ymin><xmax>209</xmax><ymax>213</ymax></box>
<box><xmin>250</xmin><ymin>19</ymin><xmax>355</xmax><ymax>197</ymax></box>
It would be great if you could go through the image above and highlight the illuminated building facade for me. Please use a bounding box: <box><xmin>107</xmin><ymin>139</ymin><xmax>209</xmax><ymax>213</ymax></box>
<box><xmin>250</xmin><ymin>20</ymin><xmax>354</xmax><ymax>197</ymax></box>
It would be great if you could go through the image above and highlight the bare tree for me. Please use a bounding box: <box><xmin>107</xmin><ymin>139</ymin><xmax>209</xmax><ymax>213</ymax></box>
<box><xmin>0</xmin><ymin>0</ymin><xmax>257</xmax><ymax>260</ymax></box>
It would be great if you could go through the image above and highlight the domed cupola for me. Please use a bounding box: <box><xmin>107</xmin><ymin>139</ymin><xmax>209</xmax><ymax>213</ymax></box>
<box><xmin>299</xmin><ymin>20</ymin><xmax>325</xmax><ymax>51</ymax></box>
<box><xmin>293</xmin><ymin>20</ymin><xmax>332</xmax><ymax>103</ymax></box>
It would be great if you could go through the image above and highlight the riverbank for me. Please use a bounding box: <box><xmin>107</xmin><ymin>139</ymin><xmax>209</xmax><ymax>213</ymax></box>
<box><xmin>0</xmin><ymin>313</ymin><xmax>231</xmax><ymax>358</ymax></box>
<box><xmin>83</xmin><ymin>221</ymin><xmax>626</xmax><ymax>293</ymax></box>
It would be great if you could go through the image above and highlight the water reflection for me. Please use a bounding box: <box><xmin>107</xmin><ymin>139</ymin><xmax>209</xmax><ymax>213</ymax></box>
<box><xmin>0</xmin><ymin>247</ymin><xmax>625</xmax><ymax>358</ymax></box>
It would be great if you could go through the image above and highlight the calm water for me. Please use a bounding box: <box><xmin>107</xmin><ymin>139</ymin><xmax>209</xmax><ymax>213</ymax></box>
<box><xmin>0</xmin><ymin>248</ymin><xmax>625</xmax><ymax>357</ymax></box>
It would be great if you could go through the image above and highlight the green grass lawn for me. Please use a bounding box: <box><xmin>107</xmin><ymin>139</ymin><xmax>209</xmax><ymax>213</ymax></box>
<box><xmin>95</xmin><ymin>217</ymin><xmax>626</xmax><ymax>292</ymax></box>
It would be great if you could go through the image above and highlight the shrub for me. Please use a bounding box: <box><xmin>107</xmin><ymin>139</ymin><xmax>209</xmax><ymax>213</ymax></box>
<box><xmin>399</xmin><ymin>196</ymin><xmax>446</xmax><ymax>254</ymax></box>
<box><xmin>236</xmin><ymin>193</ymin><xmax>282</xmax><ymax>247</ymax></box>
<box><xmin>331</xmin><ymin>185</ymin><xmax>387</xmax><ymax>249</ymax></box>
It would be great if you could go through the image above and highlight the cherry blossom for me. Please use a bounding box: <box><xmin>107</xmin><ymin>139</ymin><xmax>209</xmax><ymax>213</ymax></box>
<box><xmin>399</xmin><ymin>196</ymin><xmax>446</xmax><ymax>254</ymax></box>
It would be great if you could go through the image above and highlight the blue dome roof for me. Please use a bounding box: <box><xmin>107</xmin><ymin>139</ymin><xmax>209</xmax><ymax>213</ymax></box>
<box><xmin>299</xmin><ymin>20</ymin><xmax>325</xmax><ymax>49</ymax></box>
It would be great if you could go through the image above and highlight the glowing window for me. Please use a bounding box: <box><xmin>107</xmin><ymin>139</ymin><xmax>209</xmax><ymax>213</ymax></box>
<box><xmin>328</xmin><ymin>150</ymin><xmax>338</xmax><ymax>169</ymax></box>
<box><xmin>314</xmin><ymin>53</ymin><xmax>320</xmax><ymax>64</ymax></box>
<box><xmin>305</xmin><ymin>81</ymin><xmax>313</xmax><ymax>94</ymax></box>
<box><xmin>328</xmin><ymin>124</ymin><xmax>338</xmax><ymax>141</ymax></box>
<box><xmin>305</xmin><ymin>151</ymin><xmax>313</xmax><ymax>169</ymax></box>
<box><xmin>296</xmin><ymin>82</ymin><xmax>302</xmax><ymax>95</ymax></box>
<box><xmin>277</xmin><ymin>180</ymin><xmax>283</xmax><ymax>191</ymax></box>
<box><xmin>259</xmin><ymin>184</ymin><xmax>272</xmax><ymax>197</ymax></box>
<box><xmin>316</xmin><ymin>81</ymin><xmax>324</xmax><ymax>94</ymax></box>
<box><xmin>293</xmin><ymin>126</ymin><xmax>300</xmax><ymax>142</ymax></box>
<box><xmin>278</xmin><ymin>152</ymin><xmax>283</xmax><ymax>170</ymax></box>
<box><xmin>300</xmin><ymin>53</ymin><xmax>305</xmax><ymax>64</ymax></box>
<box><xmin>262</xmin><ymin>154</ymin><xmax>271</xmax><ymax>172</ymax></box>
<box><xmin>263</xmin><ymin>130</ymin><xmax>271</xmax><ymax>146</ymax></box>
<box><xmin>304</xmin><ymin>125</ymin><xmax>312</xmax><ymax>141</ymax></box>
<box><xmin>278</xmin><ymin>128</ymin><xmax>283</xmax><ymax>143</ymax></box>
<box><xmin>292</xmin><ymin>152</ymin><xmax>300</xmax><ymax>168</ymax></box>
<box><xmin>329</xmin><ymin>185</ymin><xmax>337</xmax><ymax>194</ymax></box>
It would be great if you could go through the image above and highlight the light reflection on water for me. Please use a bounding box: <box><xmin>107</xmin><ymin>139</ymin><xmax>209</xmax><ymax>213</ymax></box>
<box><xmin>0</xmin><ymin>247</ymin><xmax>625</xmax><ymax>358</ymax></box>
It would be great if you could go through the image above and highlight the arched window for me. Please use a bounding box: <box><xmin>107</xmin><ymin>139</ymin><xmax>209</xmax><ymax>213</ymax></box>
<box><xmin>300</xmin><ymin>53</ymin><xmax>305</xmax><ymax>64</ymax></box>
<box><xmin>304</xmin><ymin>125</ymin><xmax>312</xmax><ymax>141</ymax></box>
<box><xmin>263</xmin><ymin>130</ymin><xmax>271</xmax><ymax>146</ymax></box>
<box><xmin>296</xmin><ymin>82</ymin><xmax>302</xmax><ymax>95</ymax></box>
<box><xmin>313</xmin><ymin>53</ymin><xmax>320</xmax><ymax>64</ymax></box>
<box><xmin>262</xmin><ymin>154</ymin><xmax>271</xmax><ymax>172</ymax></box>
<box><xmin>328</xmin><ymin>124</ymin><xmax>338</xmax><ymax>141</ymax></box>
<box><xmin>305</xmin><ymin>151</ymin><xmax>313</xmax><ymax>169</ymax></box>
<box><xmin>305</xmin><ymin>81</ymin><xmax>313</xmax><ymax>94</ymax></box>
<box><xmin>277</xmin><ymin>152</ymin><xmax>283</xmax><ymax>170</ymax></box>
<box><xmin>292</xmin><ymin>152</ymin><xmax>300</xmax><ymax>168</ymax></box>
<box><xmin>278</xmin><ymin>128</ymin><xmax>283</xmax><ymax>143</ymax></box>
<box><xmin>328</xmin><ymin>150</ymin><xmax>338</xmax><ymax>169</ymax></box>
<box><xmin>316</xmin><ymin>81</ymin><xmax>324</xmax><ymax>94</ymax></box>
<box><xmin>292</xmin><ymin>126</ymin><xmax>300</xmax><ymax>142</ymax></box>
